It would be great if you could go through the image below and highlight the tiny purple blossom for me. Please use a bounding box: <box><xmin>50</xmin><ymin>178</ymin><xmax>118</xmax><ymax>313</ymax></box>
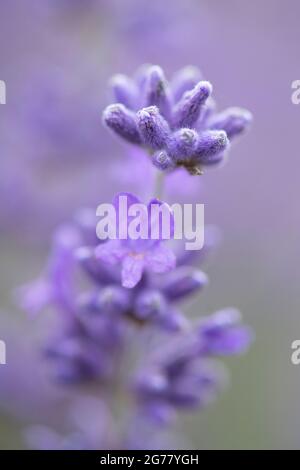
<box><xmin>95</xmin><ymin>193</ymin><xmax>176</xmax><ymax>288</ymax></box>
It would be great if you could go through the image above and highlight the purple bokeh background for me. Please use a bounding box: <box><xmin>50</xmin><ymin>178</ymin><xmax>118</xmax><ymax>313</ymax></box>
<box><xmin>0</xmin><ymin>0</ymin><xmax>299</xmax><ymax>449</ymax></box>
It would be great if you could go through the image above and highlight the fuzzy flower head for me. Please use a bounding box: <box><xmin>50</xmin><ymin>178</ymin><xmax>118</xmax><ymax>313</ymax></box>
<box><xmin>95</xmin><ymin>193</ymin><xmax>176</xmax><ymax>288</ymax></box>
<box><xmin>103</xmin><ymin>65</ymin><xmax>252</xmax><ymax>175</ymax></box>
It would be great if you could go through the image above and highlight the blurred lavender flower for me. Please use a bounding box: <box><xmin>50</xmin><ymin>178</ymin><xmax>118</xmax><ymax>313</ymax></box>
<box><xmin>103</xmin><ymin>65</ymin><xmax>252</xmax><ymax>174</ymax></box>
<box><xmin>19</xmin><ymin>204</ymin><xmax>252</xmax><ymax>446</ymax></box>
<box><xmin>18</xmin><ymin>224</ymin><xmax>81</xmax><ymax>317</ymax></box>
<box><xmin>18</xmin><ymin>218</ymin><xmax>126</xmax><ymax>385</ymax></box>
<box><xmin>135</xmin><ymin>309</ymin><xmax>253</xmax><ymax>424</ymax></box>
<box><xmin>15</xmin><ymin>67</ymin><xmax>107</xmax><ymax>164</ymax></box>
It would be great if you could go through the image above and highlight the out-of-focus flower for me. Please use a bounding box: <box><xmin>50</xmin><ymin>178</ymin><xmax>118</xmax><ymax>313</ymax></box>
<box><xmin>18</xmin><ymin>225</ymin><xmax>81</xmax><ymax>317</ymax></box>
<box><xmin>135</xmin><ymin>310</ymin><xmax>253</xmax><ymax>424</ymax></box>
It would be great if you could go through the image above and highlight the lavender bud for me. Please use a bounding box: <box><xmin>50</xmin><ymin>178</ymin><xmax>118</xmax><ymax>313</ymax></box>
<box><xmin>197</xmin><ymin>97</ymin><xmax>216</xmax><ymax>128</ymax></box>
<box><xmin>136</xmin><ymin>106</ymin><xmax>170</xmax><ymax>150</ymax></box>
<box><xmin>109</xmin><ymin>74</ymin><xmax>138</xmax><ymax>110</ymax></box>
<box><xmin>157</xmin><ymin>309</ymin><xmax>189</xmax><ymax>332</ymax></box>
<box><xmin>173</xmin><ymin>81</ymin><xmax>212</xmax><ymax>129</ymax></box>
<box><xmin>194</xmin><ymin>130</ymin><xmax>229</xmax><ymax>165</ymax></box>
<box><xmin>152</xmin><ymin>150</ymin><xmax>174</xmax><ymax>171</ymax></box>
<box><xmin>136</xmin><ymin>372</ymin><xmax>168</xmax><ymax>395</ymax></box>
<box><xmin>209</xmin><ymin>107</ymin><xmax>253</xmax><ymax>139</ymax></box>
<box><xmin>171</xmin><ymin>66</ymin><xmax>203</xmax><ymax>102</ymax></box>
<box><xmin>75</xmin><ymin>247</ymin><xmax>118</xmax><ymax>285</ymax></box>
<box><xmin>134</xmin><ymin>289</ymin><xmax>167</xmax><ymax>320</ymax></box>
<box><xmin>198</xmin><ymin>309</ymin><xmax>254</xmax><ymax>356</ymax></box>
<box><xmin>144</xmin><ymin>65</ymin><xmax>172</xmax><ymax>120</ymax></box>
<box><xmin>160</xmin><ymin>267</ymin><xmax>208</xmax><ymax>301</ymax></box>
<box><xmin>103</xmin><ymin>103</ymin><xmax>141</xmax><ymax>145</ymax></box>
<box><xmin>45</xmin><ymin>337</ymin><xmax>101</xmax><ymax>384</ymax></box>
<box><xmin>95</xmin><ymin>286</ymin><xmax>131</xmax><ymax>315</ymax></box>
<box><xmin>167</xmin><ymin>128</ymin><xmax>198</xmax><ymax>162</ymax></box>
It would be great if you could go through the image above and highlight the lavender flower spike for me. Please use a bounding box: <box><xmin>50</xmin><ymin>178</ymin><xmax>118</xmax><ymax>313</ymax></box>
<box><xmin>103</xmin><ymin>65</ymin><xmax>252</xmax><ymax>174</ymax></box>
<box><xmin>18</xmin><ymin>61</ymin><xmax>253</xmax><ymax>450</ymax></box>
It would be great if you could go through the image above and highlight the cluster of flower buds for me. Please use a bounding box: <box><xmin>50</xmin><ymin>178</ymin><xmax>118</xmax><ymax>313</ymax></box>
<box><xmin>103</xmin><ymin>65</ymin><xmax>252</xmax><ymax>174</ymax></box>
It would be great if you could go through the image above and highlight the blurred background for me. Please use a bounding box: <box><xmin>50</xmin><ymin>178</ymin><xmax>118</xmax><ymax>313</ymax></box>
<box><xmin>0</xmin><ymin>0</ymin><xmax>299</xmax><ymax>449</ymax></box>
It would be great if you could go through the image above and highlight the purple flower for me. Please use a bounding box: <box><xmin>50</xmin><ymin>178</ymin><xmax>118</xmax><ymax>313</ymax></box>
<box><xmin>95</xmin><ymin>193</ymin><xmax>176</xmax><ymax>288</ymax></box>
<box><xmin>103</xmin><ymin>65</ymin><xmax>252</xmax><ymax>174</ymax></box>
